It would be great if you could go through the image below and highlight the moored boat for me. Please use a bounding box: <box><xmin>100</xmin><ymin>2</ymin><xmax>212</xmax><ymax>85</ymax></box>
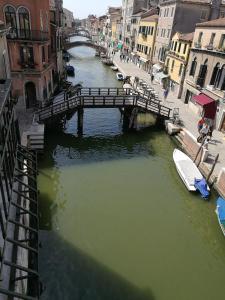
<box><xmin>111</xmin><ymin>66</ymin><xmax>118</xmax><ymax>71</ymax></box>
<box><xmin>216</xmin><ymin>197</ymin><xmax>225</xmax><ymax>236</ymax></box>
<box><xmin>173</xmin><ymin>149</ymin><xmax>209</xmax><ymax>194</ymax></box>
<box><xmin>66</xmin><ymin>65</ymin><xmax>75</xmax><ymax>76</ymax></box>
<box><xmin>116</xmin><ymin>72</ymin><xmax>124</xmax><ymax>81</ymax></box>
<box><xmin>101</xmin><ymin>59</ymin><xmax>113</xmax><ymax>66</ymax></box>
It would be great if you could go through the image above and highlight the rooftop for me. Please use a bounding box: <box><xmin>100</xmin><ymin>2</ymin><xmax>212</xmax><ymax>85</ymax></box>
<box><xmin>141</xmin><ymin>14</ymin><xmax>159</xmax><ymax>22</ymax></box>
<box><xmin>178</xmin><ymin>32</ymin><xmax>194</xmax><ymax>41</ymax></box>
<box><xmin>196</xmin><ymin>17</ymin><xmax>225</xmax><ymax>28</ymax></box>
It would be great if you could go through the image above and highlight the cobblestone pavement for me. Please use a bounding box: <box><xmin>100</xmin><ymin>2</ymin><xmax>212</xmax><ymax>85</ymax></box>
<box><xmin>113</xmin><ymin>52</ymin><xmax>225</xmax><ymax>176</ymax></box>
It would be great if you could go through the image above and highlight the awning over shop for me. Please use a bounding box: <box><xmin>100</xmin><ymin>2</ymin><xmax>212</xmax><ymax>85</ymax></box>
<box><xmin>154</xmin><ymin>72</ymin><xmax>169</xmax><ymax>82</ymax></box>
<box><xmin>192</xmin><ymin>93</ymin><xmax>217</xmax><ymax>119</ymax></box>
<box><xmin>152</xmin><ymin>64</ymin><xmax>162</xmax><ymax>73</ymax></box>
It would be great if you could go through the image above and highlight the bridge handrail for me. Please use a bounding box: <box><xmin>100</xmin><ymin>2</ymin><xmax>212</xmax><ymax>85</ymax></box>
<box><xmin>36</xmin><ymin>90</ymin><xmax>172</xmax><ymax>122</ymax></box>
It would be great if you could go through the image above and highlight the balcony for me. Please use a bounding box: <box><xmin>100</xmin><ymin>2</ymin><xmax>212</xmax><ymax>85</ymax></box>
<box><xmin>206</xmin><ymin>44</ymin><xmax>214</xmax><ymax>50</ymax></box>
<box><xmin>7</xmin><ymin>29</ymin><xmax>49</xmax><ymax>42</ymax></box>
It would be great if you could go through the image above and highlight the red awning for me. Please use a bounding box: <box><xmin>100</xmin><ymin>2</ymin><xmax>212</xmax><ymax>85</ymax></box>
<box><xmin>193</xmin><ymin>93</ymin><xmax>214</xmax><ymax>106</ymax></box>
<box><xmin>192</xmin><ymin>93</ymin><xmax>217</xmax><ymax>119</ymax></box>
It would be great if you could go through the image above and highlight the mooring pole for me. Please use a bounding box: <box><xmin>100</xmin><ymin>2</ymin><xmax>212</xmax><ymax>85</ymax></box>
<box><xmin>77</xmin><ymin>108</ymin><xmax>84</xmax><ymax>136</ymax></box>
<box><xmin>206</xmin><ymin>153</ymin><xmax>219</xmax><ymax>184</ymax></box>
<box><xmin>194</xmin><ymin>137</ymin><xmax>206</xmax><ymax>163</ymax></box>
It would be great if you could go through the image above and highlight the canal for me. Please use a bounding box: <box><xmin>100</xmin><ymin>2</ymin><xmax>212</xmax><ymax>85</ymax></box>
<box><xmin>38</xmin><ymin>42</ymin><xmax>225</xmax><ymax>300</ymax></box>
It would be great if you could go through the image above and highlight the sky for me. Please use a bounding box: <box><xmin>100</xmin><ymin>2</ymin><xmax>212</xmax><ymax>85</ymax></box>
<box><xmin>63</xmin><ymin>0</ymin><xmax>122</xmax><ymax>19</ymax></box>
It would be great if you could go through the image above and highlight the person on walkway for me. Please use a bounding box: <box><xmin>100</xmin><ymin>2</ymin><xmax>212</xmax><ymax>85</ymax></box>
<box><xmin>197</xmin><ymin>117</ymin><xmax>205</xmax><ymax>133</ymax></box>
<box><xmin>197</xmin><ymin>123</ymin><xmax>209</xmax><ymax>142</ymax></box>
<box><xmin>151</xmin><ymin>74</ymin><xmax>154</xmax><ymax>83</ymax></box>
<box><xmin>208</xmin><ymin>125</ymin><xmax>213</xmax><ymax>139</ymax></box>
<box><xmin>163</xmin><ymin>88</ymin><xmax>169</xmax><ymax>100</ymax></box>
<box><xmin>203</xmin><ymin>138</ymin><xmax>210</xmax><ymax>150</ymax></box>
<box><xmin>127</xmin><ymin>56</ymin><xmax>129</xmax><ymax>63</ymax></box>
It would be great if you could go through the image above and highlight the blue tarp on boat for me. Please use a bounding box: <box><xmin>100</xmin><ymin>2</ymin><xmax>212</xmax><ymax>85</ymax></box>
<box><xmin>217</xmin><ymin>197</ymin><xmax>225</xmax><ymax>222</ymax></box>
<box><xmin>194</xmin><ymin>178</ymin><xmax>209</xmax><ymax>199</ymax></box>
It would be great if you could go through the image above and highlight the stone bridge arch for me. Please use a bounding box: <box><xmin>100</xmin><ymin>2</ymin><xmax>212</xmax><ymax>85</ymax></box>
<box><xmin>65</xmin><ymin>41</ymin><xmax>107</xmax><ymax>53</ymax></box>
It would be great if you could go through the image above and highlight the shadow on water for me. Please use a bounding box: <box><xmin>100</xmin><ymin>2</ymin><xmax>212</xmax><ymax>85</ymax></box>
<box><xmin>39</xmin><ymin>124</ymin><xmax>170</xmax><ymax>170</ymax></box>
<box><xmin>39</xmin><ymin>231</ymin><xmax>155</xmax><ymax>300</ymax></box>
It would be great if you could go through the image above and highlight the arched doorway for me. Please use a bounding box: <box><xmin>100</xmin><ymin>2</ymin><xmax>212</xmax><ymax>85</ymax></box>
<box><xmin>25</xmin><ymin>82</ymin><xmax>37</xmax><ymax>108</ymax></box>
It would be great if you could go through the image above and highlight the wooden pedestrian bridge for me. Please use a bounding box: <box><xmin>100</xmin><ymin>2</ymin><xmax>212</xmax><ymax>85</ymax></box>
<box><xmin>35</xmin><ymin>88</ymin><xmax>172</xmax><ymax>130</ymax></box>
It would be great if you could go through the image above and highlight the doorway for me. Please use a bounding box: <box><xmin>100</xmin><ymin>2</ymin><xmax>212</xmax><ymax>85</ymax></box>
<box><xmin>184</xmin><ymin>90</ymin><xmax>192</xmax><ymax>104</ymax></box>
<box><xmin>25</xmin><ymin>82</ymin><xmax>37</xmax><ymax>108</ymax></box>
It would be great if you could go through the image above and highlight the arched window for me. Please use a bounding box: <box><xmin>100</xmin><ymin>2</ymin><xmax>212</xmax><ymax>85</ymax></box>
<box><xmin>18</xmin><ymin>7</ymin><xmax>30</xmax><ymax>32</ymax></box>
<box><xmin>210</xmin><ymin>63</ymin><xmax>220</xmax><ymax>86</ymax></box>
<box><xmin>4</xmin><ymin>6</ymin><xmax>17</xmax><ymax>29</ymax></box>
<box><xmin>196</xmin><ymin>59</ymin><xmax>208</xmax><ymax>87</ymax></box>
<box><xmin>189</xmin><ymin>57</ymin><xmax>197</xmax><ymax>76</ymax></box>
<box><xmin>216</xmin><ymin>64</ymin><xmax>225</xmax><ymax>90</ymax></box>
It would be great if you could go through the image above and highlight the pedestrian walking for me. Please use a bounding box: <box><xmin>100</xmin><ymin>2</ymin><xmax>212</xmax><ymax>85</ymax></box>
<box><xmin>197</xmin><ymin>117</ymin><xmax>205</xmax><ymax>133</ymax></box>
<box><xmin>163</xmin><ymin>88</ymin><xmax>169</xmax><ymax>100</ymax></box>
<box><xmin>197</xmin><ymin>123</ymin><xmax>209</xmax><ymax>143</ymax></box>
<box><xmin>151</xmin><ymin>74</ymin><xmax>154</xmax><ymax>83</ymax></box>
<box><xmin>127</xmin><ymin>56</ymin><xmax>129</xmax><ymax>63</ymax></box>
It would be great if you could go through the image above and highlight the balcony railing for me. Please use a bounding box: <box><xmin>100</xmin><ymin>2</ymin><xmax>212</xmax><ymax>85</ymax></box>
<box><xmin>7</xmin><ymin>29</ymin><xmax>49</xmax><ymax>42</ymax></box>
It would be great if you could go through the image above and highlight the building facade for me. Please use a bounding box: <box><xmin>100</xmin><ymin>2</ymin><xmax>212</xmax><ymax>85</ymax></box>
<box><xmin>153</xmin><ymin>0</ymin><xmax>220</xmax><ymax>65</ymax></box>
<box><xmin>136</xmin><ymin>14</ymin><xmax>158</xmax><ymax>71</ymax></box>
<box><xmin>165</xmin><ymin>32</ymin><xmax>193</xmax><ymax>97</ymax></box>
<box><xmin>49</xmin><ymin>0</ymin><xmax>64</xmax><ymax>91</ymax></box>
<box><xmin>0</xmin><ymin>20</ymin><xmax>10</xmax><ymax>80</ymax></box>
<box><xmin>183</xmin><ymin>18</ymin><xmax>225</xmax><ymax>131</ymax></box>
<box><xmin>0</xmin><ymin>0</ymin><xmax>56</xmax><ymax>109</ymax></box>
<box><xmin>122</xmin><ymin>0</ymin><xmax>149</xmax><ymax>50</ymax></box>
<box><xmin>63</xmin><ymin>7</ymin><xmax>74</xmax><ymax>29</ymax></box>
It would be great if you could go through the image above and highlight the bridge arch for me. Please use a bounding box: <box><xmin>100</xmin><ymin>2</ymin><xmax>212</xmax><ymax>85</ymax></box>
<box><xmin>65</xmin><ymin>41</ymin><xmax>107</xmax><ymax>53</ymax></box>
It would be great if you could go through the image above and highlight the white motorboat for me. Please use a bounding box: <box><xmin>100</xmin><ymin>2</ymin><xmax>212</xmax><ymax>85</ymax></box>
<box><xmin>173</xmin><ymin>149</ymin><xmax>208</xmax><ymax>192</ymax></box>
<box><xmin>111</xmin><ymin>66</ymin><xmax>118</xmax><ymax>71</ymax></box>
<box><xmin>116</xmin><ymin>72</ymin><xmax>124</xmax><ymax>81</ymax></box>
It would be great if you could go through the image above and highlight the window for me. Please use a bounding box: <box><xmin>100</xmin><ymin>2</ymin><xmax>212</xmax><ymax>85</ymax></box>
<box><xmin>215</xmin><ymin>65</ymin><xmax>225</xmax><ymax>90</ymax></box>
<box><xmin>18</xmin><ymin>7</ymin><xmax>30</xmax><ymax>32</ymax></box>
<box><xmin>171</xmin><ymin>7</ymin><xmax>174</xmax><ymax>17</ymax></box>
<box><xmin>210</xmin><ymin>63</ymin><xmax>220</xmax><ymax>86</ymax></box>
<box><xmin>174</xmin><ymin>41</ymin><xmax>177</xmax><ymax>51</ymax></box>
<box><xmin>219</xmin><ymin>34</ymin><xmax>225</xmax><ymax>49</ymax></box>
<box><xmin>198</xmin><ymin>32</ymin><xmax>203</xmax><ymax>43</ymax></box>
<box><xmin>167</xmin><ymin>29</ymin><xmax>171</xmax><ymax>38</ymax></box>
<box><xmin>179</xmin><ymin>64</ymin><xmax>183</xmax><ymax>76</ymax></box>
<box><xmin>171</xmin><ymin>60</ymin><xmax>175</xmax><ymax>72</ymax></box>
<box><xmin>42</xmin><ymin>46</ymin><xmax>45</xmax><ymax>62</ymax></box>
<box><xmin>196</xmin><ymin>59</ymin><xmax>208</xmax><ymax>87</ymax></box>
<box><xmin>20</xmin><ymin>46</ymin><xmax>34</xmax><ymax>66</ymax></box>
<box><xmin>178</xmin><ymin>43</ymin><xmax>181</xmax><ymax>53</ymax></box>
<box><xmin>200</xmin><ymin>10</ymin><xmax>207</xmax><ymax>20</ymax></box>
<box><xmin>151</xmin><ymin>27</ymin><xmax>154</xmax><ymax>35</ymax></box>
<box><xmin>183</xmin><ymin>44</ymin><xmax>187</xmax><ymax>54</ymax></box>
<box><xmin>190</xmin><ymin>57</ymin><xmax>197</xmax><ymax>76</ymax></box>
<box><xmin>166</xmin><ymin>58</ymin><xmax>170</xmax><ymax>67</ymax></box>
<box><xmin>171</xmin><ymin>41</ymin><xmax>174</xmax><ymax>50</ymax></box>
<box><xmin>210</xmin><ymin>33</ymin><xmax>216</xmax><ymax>45</ymax></box>
<box><xmin>4</xmin><ymin>6</ymin><xmax>17</xmax><ymax>30</ymax></box>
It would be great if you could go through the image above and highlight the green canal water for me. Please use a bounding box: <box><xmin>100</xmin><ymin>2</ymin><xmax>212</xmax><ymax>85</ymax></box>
<box><xmin>38</xmin><ymin>45</ymin><xmax>225</xmax><ymax>300</ymax></box>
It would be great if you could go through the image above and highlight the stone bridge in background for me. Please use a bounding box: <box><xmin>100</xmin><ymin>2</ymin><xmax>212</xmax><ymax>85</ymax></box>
<box><xmin>67</xmin><ymin>27</ymin><xmax>92</xmax><ymax>39</ymax></box>
<box><xmin>65</xmin><ymin>40</ymin><xmax>107</xmax><ymax>53</ymax></box>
